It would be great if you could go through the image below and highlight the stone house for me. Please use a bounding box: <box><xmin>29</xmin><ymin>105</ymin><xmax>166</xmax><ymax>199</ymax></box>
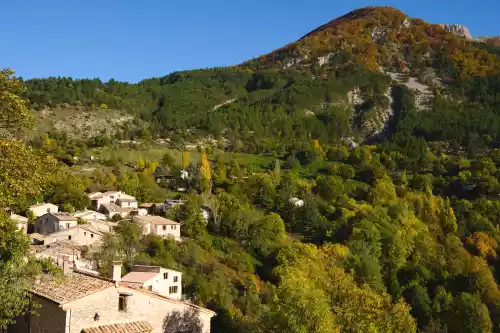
<box><xmin>132</xmin><ymin>216</ymin><xmax>181</xmax><ymax>240</ymax></box>
<box><xmin>99</xmin><ymin>203</ymin><xmax>134</xmax><ymax>219</ymax></box>
<box><xmin>10</xmin><ymin>263</ymin><xmax>215</xmax><ymax>333</ymax></box>
<box><xmin>116</xmin><ymin>198</ymin><xmax>138</xmax><ymax>209</ymax></box>
<box><xmin>89</xmin><ymin>191</ymin><xmax>136</xmax><ymax>211</ymax></box>
<box><xmin>73</xmin><ymin>210</ymin><xmax>107</xmax><ymax>222</ymax></box>
<box><xmin>34</xmin><ymin>212</ymin><xmax>78</xmax><ymax>235</ymax></box>
<box><xmin>28</xmin><ymin>202</ymin><xmax>59</xmax><ymax>217</ymax></box>
<box><xmin>121</xmin><ymin>265</ymin><xmax>183</xmax><ymax>300</ymax></box>
<box><xmin>88</xmin><ymin>220</ymin><xmax>119</xmax><ymax>233</ymax></box>
<box><xmin>41</xmin><ymin>224</ymin><xmax>104</xmax><ymax>247</ymax></box>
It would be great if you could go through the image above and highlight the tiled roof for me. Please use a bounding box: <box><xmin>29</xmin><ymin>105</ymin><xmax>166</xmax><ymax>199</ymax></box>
<box><xmin>31</xmin><ymin>271</ymin><xmax>114</xmax><ymax>304</ymax></box>
<box><xmin>102</xmin><ymin>203</ymin><xmax>134</xmax><ymax>213</ymax></box>
<box><xmin>133</xmin><ymin>216</ymin><xmax>180</xmax><ymax>226</ymax></box>
<box><xmin>49</xmin><ymin>212</ymin><xmax>78</xmax><ymax>221</ymax></box>
<box><xmin>117</xmin><ymin>198</ymin><xmax>137</xmax><ymax>202</ymax></box>
<box><xmin>121</xmin><ymin>272</ymin><xmax>158</xmax><ymax>284</ymax></box>
<box><xmin>78</xmin><ymin>224</ymin><xmax>105</xmax><ymax>236</ymax></box>
<box><xmin>122</xmin><ymin>286</ymin><xmax>216</xmax><ymax>316</ymax></box>
<box><xmin>29</xmin><ymin>202</ymin><xmax>58</xmax><ymax>208</ymax></box>
<box><xmin>81</xmin><ymin>321</ymin><xmax>152</xmax><ymax>333</ymax></box>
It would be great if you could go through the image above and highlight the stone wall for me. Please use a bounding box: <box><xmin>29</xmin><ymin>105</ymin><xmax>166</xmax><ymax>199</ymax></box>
<box><xmin>10</xmin><ymin>296</ymin><xmax>67</xmax><ymax>333</ymax></box>
<box><xmin>65</xmin><ymin>286</ymin><xmax>213</xmax><ymax>333</ymax></box>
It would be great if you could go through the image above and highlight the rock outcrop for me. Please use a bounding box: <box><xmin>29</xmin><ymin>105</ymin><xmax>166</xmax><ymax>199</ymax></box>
<box><xmin>439</xmin><ymin>24</ymin><xmax>472</xmax><ymax>39</ymax></box>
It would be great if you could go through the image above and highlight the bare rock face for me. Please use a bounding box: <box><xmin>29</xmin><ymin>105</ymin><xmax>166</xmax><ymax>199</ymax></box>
<box><xmin>439</xmin><ymin>24</ymin><xmax>472</xmax><ymax>39</ymax></box>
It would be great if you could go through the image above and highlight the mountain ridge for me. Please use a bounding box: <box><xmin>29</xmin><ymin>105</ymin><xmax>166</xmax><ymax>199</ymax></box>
<box><xmin>19</xmin><ymin>6</ymin><xmax>500</xmax><ymax>154</ymax></box>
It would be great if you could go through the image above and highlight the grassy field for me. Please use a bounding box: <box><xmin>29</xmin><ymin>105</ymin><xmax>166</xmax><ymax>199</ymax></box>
<box><xmin>91</xmin><ymin>145</ymin><xmax>276</xmax><ymax>172</ymax></box>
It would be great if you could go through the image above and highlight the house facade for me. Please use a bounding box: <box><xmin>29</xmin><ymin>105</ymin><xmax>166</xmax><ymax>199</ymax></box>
<box><xmin>132</xmin><ymin>216</ymin><xmax>181</xmax><ymax>240</ymax></box>
<box><xmin>121</xmin><ymin>265</ymin><xmax>183</xmax><ymax>300</ymax></box>
<box><xmin>10</xmin><ymin>265</ymin><xmax>215</xmax><ymax>333</ymax></box>
<box><xmin>34</xmin><ymin>213</ymin><xmax>78</xmax><ymax>235</ymax></box>
<box><xmin>99</xmin><ymin>203</ymin><xmax>133</xmax><ymax>219</ymax></box>
<box><xmin>41</xmin><ymin>225</ymin><xmax>104</xmax><ymax>247</ymax></box>
<box><xmin>73</xmin><ymin>210</ymin><xmax>107</xmax><ymax>222</ymax></box>
<box><xmin>28</xmin><ymin>203</ymin><xmax>59</xmax><ymax>217</ymax></box>
<box><xmin>89</xmin><ymin>191</ymin><xmax>136</xmax><ymax>211</ymax></box>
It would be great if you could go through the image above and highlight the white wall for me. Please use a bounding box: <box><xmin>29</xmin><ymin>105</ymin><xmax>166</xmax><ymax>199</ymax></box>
<box><xmin>29</xmin><ymin>204</ymin><xmax>59</xmax><ymax>217</ymax></box>
<box><xmin>152</xmin><ymin>224</ymin><xmax>181</xmax><ymax>240</ymax></box>
<box><xmin>65</xmin><ymin>286</ymin><xmax>214</xmax><ymax>333</ymax></box>
<box><xmin>142</xmin><ymin>269</ymin><xmax>182</xmax><ymax>300</ymax></box>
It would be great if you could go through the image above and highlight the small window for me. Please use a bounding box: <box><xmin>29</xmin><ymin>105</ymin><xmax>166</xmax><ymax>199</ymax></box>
<box><xmin>91</xmin><ymin>234</ymin><xmax>94</xmax><ymax>238</ymax></box>
<box><xmin>47</xmin><ymin>208</ymin><xmax>51</xmax><ymax>213</ymax></box>
<box><xmin>163</xmin><ymin>272</ymin><xmax>168</xmax><ymax>279</ymax></box>
<box><xmin>66</xmin><ymin>223</ymin><xmax>70</xmax><ymax>229</ymax></box>
<box><xmin>84</xmin><ymin>232</ymin><xmax>87</xmax><ymax>236</ymax></box>
<box><xmin>68</xmin><ymin>235</ymin><xmax>72</xmax><ymax>240</ymax></box>
<box><xmin>163</xmin><ymin>225</ymin><xmax>167</xmax><ymax>231</ymax></box>
<box><xmin>169</xmin><ymin>286</ymin><xmax>178</xmax><ymax>294</ymax></box>
<box><xmin>119</xmin><ymin>295</ymin><xmax>128</xmax><ymax>312</ymax></box>
<box><xmin>173</xmin><ymin>276</ymin><xmax>178</xmax><ymax>283</ymax></box>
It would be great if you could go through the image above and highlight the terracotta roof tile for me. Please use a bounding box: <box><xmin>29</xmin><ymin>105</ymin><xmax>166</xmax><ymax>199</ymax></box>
<box><xmin>133</xmin><ymin>216</ymin><xmax>180</xmax><ymax>226</ymax></box>
<box><xmin>81</xmin><ymin>321</ymin><xmax>152</xmax><ymax>333</ymax></box>
<box><xmin>31</xmin><ymin>271</ymin><xmax>114</xmax><ymax>304</ymax></box>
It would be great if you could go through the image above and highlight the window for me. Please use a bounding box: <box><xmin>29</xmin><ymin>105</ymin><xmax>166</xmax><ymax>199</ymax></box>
<box><xmin>66</xmin><ymin>223</ymin><xmax>70</xmax><ymax>229</ymax></box>
<box><xmin>173</xmin><ymin>276</ymin><xmax>178</xmax><ymax>283</ymax></box>
<box><xmin>163</xmin><ymin>272</ymin><xmax>168</xmax><ymax>279</ymax></box>
<box><xmin>163</xmin><ymin>225</ymin><xmax>166</xmax><ymax>231</ymax></box>
<box><xmin>68</xmin><ymin>235</ymin><xmax>72</xmax><ymax>240</ymax></box>
<box><xmin>91</xmin><ymin>233</ymin><xmax>94</xmax><ymax>238</ymax></box>
<box><xmin>47</xmin><ymin>208</ymin><xmax>51</xmax><ymax>213</ymax></box>
<box><xmin>169</xmin><ymin>286</ymin><xmax>178</xmax><ymax>294</ymax></box>
<box><xmin>119</xmin><ymin>295</ymin><xmax>128</xmax><ymax>312</ymax></box>
<box><xmin>84</xmin><ymin>232</ymin><xmax>87</xmax><ymax>236</ymax></box>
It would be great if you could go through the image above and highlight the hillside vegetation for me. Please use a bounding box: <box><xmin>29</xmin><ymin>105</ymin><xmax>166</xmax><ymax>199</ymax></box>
<box><xmin>5</xmin><ymin>5</ymin><xmax>500</xmax><ymax>333</ymax></box>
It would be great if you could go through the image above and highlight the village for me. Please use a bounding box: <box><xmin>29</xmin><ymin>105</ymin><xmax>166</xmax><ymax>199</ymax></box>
<box><xmin>8</xmin><ymin>190</ymin><xmax>216</xmax><ymax>333</ymax></box>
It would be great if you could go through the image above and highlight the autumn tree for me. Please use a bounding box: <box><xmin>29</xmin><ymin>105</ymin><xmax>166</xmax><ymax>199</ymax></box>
<box><xmin>182</xmin><ymin>151</ymin><xmax>189</xmax><ymax>169</ymax></box>
<box><xmin>200</xmin><ymin>149</ymin><xmax>211</xmax><ymax>195</ymax></box>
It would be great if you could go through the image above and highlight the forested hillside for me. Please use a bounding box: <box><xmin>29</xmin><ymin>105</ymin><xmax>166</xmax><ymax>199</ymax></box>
<box><xmin>6</xmin><ymin>7</ymin><xmax>500</xmax><ymax>332</ymax></box>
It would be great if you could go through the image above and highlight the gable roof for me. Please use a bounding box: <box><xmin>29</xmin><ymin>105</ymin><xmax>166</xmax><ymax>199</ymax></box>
<box><xmin>39</xmin><ymin>212</ymin><xmax>78</xmax><ymax>222</ymax></box>
<box><xmin>101</xmin><ymin>203</ymin><xmax>134</xmax><ymax>213</ymax></box>
<box><xmin>29</xmin><ymin>202</ymin><xmax>58</xmax><ymax>209</ymax></box>
<box><xmin>81</xmin><ymin>321</ymin><xmax>152</xmax><ymax>333</ymax></box>
<box><xmin>133</xmin><ymin>216</ymin><xmax>180</xmax><ymax>226</ymax></box>
<box><xmin>117</xmin><ymin>198</ymin><xmax>137</xmax><ymax>203</ymax></box>
<box><xmin>121</xmin><ymin>286</ymin><xmax>216</xmax><ymax>316</ymax></box>
<box><xmin>120</xmin><ymin>271</ymin><xmax>158</xmax><ymax>284</ymax></box>
<box><xmin>31</xmin><ymin>270</ymin><xmax>114</xmax><ymax>305</ymax></box>
<box><xmin>74</xmin><ymin>210</ymin><xmax>106</xmax><ymax>219</ymax></box>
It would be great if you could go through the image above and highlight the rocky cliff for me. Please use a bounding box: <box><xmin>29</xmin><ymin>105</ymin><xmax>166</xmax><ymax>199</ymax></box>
<box><xmin>439</xmin><ymin>24</ymin><xmax>472</xmax><ymax>39</ymax></box>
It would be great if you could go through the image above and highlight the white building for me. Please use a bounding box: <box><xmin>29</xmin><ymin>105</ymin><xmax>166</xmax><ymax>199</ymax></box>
<box><xmin>100</xmin><ymin>203</ymin><xmax>134</xmax><ymax>219</ymax></box>
<box><xmin>73</xmin><ymin>210</ymin><xmax>107</xmax><ymax>222</ymax></box>
<box><xmin>11</xmin><ymin>262</ymin><xmax>215</xmax><ymax>333</ymax></box>
<box><xmin>34</xmin><ymin>212</ymin><xmax>78</xmax><ymax>235</ymax></box>
<box><xmin>132</xmin><ymin>216</ymin><xmax>181</xmax><ymax>241</ymax></box>
<box><xmin>289</xmin><ymin>197</ymin><xmax>305</xmax><ymax>207</ymax></box>
<box><xmin>28</xmin><ymin>203</ymin><xmax>59</xmax><ymax>217</ymax></box>
<box><xmin>121</xmin><ymin>265</ymin><xmax>183</xmax><ymax>301</ymax></box>
<box><xmin>89</xmin><ymin>191</ymin><xmax>137</xmax><ymax>211</ymax></box>
<box><xmin>41</xmin><ymin>224</ymin><xmax>104</xmax><ymax>247</ymax></box>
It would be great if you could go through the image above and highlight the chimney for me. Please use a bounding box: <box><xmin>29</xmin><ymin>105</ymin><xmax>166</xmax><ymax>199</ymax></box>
<box><xmin>62</xmin><ymin>260</ymin><xmax>72</xmax><ymax>275</ymax></box>
<box><xmin>110</xmin><ymin>261</ymin><xmax>122</xmax><ymax>284</ymax></box>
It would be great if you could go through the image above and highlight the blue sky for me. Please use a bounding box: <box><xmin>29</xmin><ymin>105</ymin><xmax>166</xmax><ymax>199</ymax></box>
<box><xmin>2</xmin><ymin>0</ymin><xmax>499</xmax><ymax>82</ymax></box>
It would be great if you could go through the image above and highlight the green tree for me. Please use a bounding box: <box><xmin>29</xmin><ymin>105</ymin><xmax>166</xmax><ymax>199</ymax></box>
<box><xmin>448</xmin><ymin>293</ymin><xmax>492</xmax><ymax>333</ymax></box>
<box><xmin>0</xmin><ymin>213</ymin><xmax>41</xmax><ymax>328</ymax></box>
<box><xmin>0</xmin><ymin>69</ymin><xmax>33</xmax><ymax>135</ymax></box>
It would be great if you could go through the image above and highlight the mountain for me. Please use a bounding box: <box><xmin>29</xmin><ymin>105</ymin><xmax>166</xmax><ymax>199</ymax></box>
<box><xmin>20</xmin><ymin>6</ymin><xmax>500</xmax><ymax>154</ymax></box>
